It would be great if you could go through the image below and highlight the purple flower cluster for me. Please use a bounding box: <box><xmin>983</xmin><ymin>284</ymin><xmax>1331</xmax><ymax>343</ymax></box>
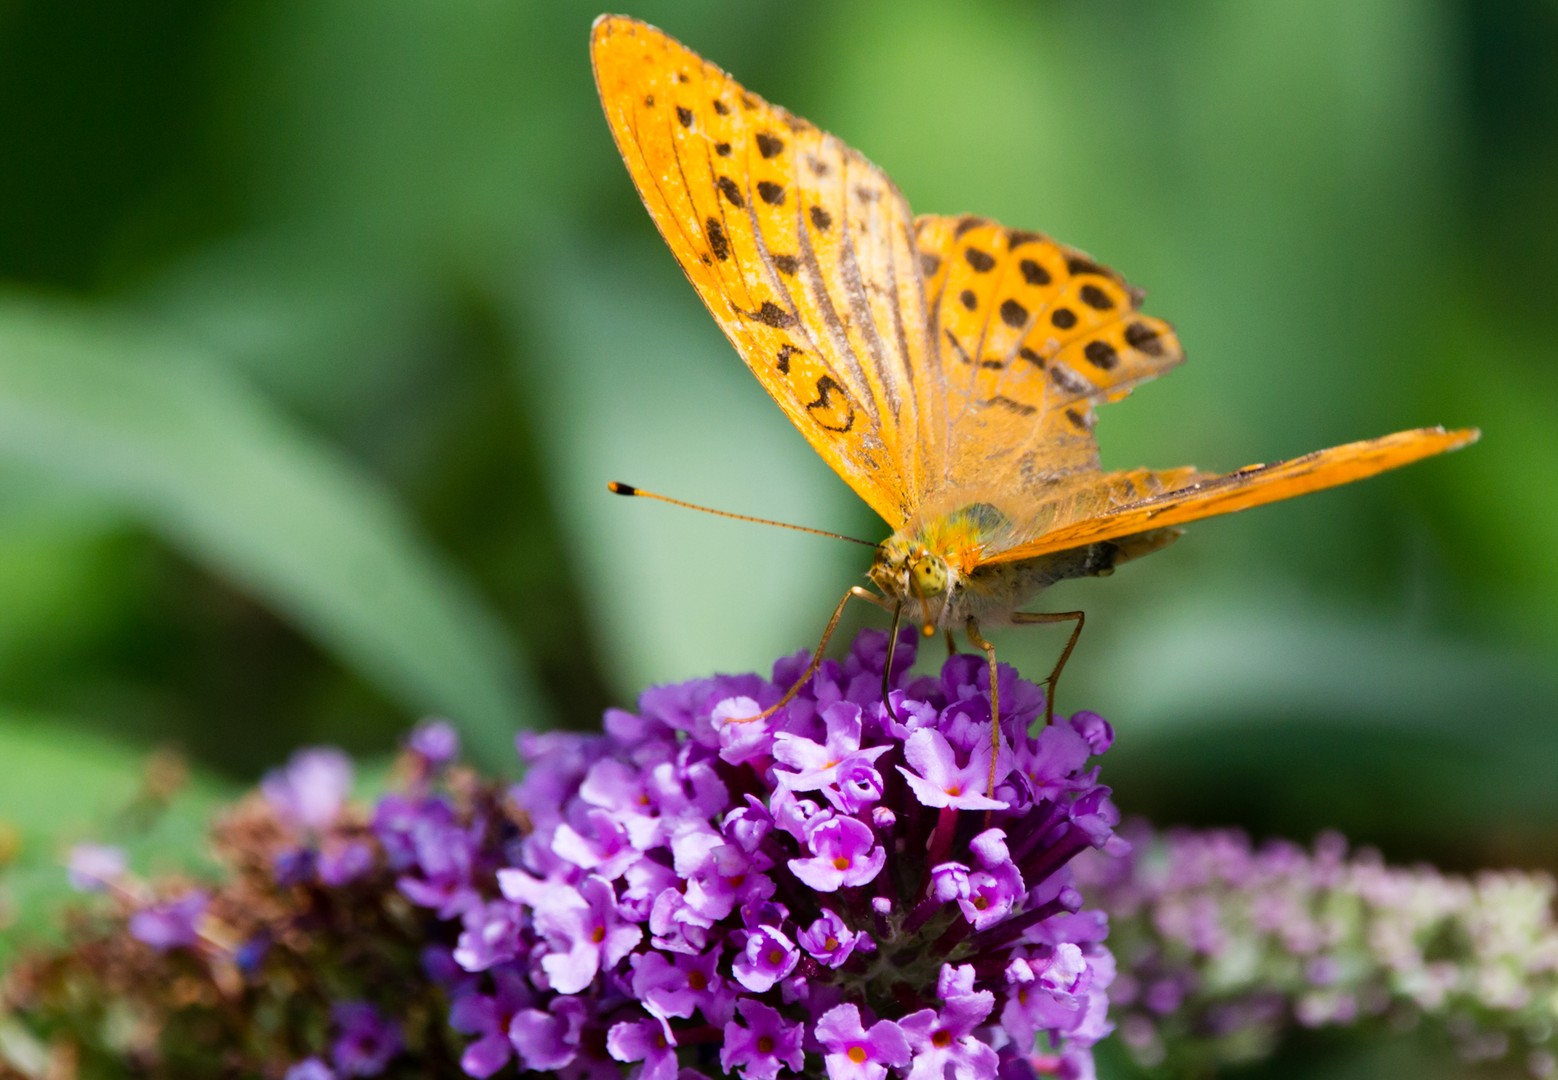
<box><xmin>1076</xmin><ymin>825</ymin><xmax>1558</xmax><ymax>1075</ymax></box>
<box><xmin>393</xmin><ymin>629</ymin><xmax>1124</xmax><ymax>1080</ymax></box>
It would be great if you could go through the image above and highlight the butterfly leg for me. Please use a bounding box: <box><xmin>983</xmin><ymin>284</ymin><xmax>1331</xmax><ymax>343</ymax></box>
<box><xmin>944</xmin><ymin>630</ymin><xmax>959</xmax><ymax>658</ymax></box>
<box><xmin>880</xmin><ymin>603</ymin><xmax>910</xmax><ymax>724</ymax></box>
<box><xmin>729</xmin><ymin>586</ymin><xmax>891</xmax><ymax>725</ymax></box>
<box><xmin>1009</xmin><ymin>610</ymin><xmax>1085</xmax><ymax>726</ymax></box>
<box><xmin>963</xmin><ymin>617</ymin><xmax>1002</xmax><ymax>798</ymax></box>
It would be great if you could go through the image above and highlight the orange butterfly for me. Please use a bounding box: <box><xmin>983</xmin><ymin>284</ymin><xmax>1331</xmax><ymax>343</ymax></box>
<box><xmin>590</xmin><ymin>15</ymin><xmax>1478</xmax><ymax>739</ymax></box>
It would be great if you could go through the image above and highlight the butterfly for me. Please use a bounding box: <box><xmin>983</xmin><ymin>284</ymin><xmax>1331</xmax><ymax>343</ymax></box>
<box><xmin>590</xmin><ymin>14</ymin><xmax>1478</xmax><ymax>751</ymax></box>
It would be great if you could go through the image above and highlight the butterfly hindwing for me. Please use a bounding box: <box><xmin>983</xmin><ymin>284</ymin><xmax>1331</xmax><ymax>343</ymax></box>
<box><xmin>914</xmin><ymin>215</ymin><xmax>1184</xmax><ymax>496</ymax></box>
<box><xmin>591</xmin><ymin>16</ymin><xmax>942</xmax><ymax>527</ymax></box>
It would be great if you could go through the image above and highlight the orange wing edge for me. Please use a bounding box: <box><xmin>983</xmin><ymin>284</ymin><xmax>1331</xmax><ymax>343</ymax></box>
<box><xmin>979</xmin><ymin>425</ymin><xmax>1480</xmax><ymax>565</ymax></box>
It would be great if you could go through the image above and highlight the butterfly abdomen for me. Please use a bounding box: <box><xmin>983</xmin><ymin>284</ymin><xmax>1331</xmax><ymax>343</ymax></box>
<box><xmin>960</xmin><ymin>532</ymin><xmax>1178</xmax><ymax>624</ymax></box>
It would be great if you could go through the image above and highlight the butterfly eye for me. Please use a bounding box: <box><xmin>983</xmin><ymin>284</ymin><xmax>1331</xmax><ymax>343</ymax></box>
<box><xmin>911</xmin><ymin>556</ymin><xmax>948</xmax><ymax>595</ymax></box>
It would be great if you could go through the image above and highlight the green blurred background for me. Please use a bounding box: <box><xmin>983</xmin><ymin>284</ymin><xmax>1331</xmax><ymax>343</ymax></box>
<box><xmin>0</xmin><ymin>0</ymin><xmax>1555</xmax><ymax>1060</ymax></box>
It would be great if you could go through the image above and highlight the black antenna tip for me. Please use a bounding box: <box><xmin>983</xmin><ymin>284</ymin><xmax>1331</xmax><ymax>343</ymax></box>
<box><xmin>607</xmin><ymin>481</ymin><xmax>637</xmax><ymax>496</ymax></box>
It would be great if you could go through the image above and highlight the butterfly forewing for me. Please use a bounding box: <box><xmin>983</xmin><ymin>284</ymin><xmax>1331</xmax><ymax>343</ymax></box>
<box><xmin>591</xmin><ymin>16</ymin><xmax>942</xmax><ymax>527</ymax></box>
<box><xmin>914</xmin><ymin>216</ymin><xmax>1184</xmax><ymax>499</ymax></box>
<box><xmin>980</xmin><ymin>427</ymin><xmax>1479</xmax><ymax>565</ymax></box>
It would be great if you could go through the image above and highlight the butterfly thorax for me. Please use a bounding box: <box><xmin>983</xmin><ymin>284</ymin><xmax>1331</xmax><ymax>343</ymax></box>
<box><xmin>870</xmin><ymin>501</ymin><xmax>1181</xmax><ymax>628</ymax></box>
<box><xmin>871</xmin><ymin>503</ymin><xmax>1045</xmax><ymax>627</ymax></box>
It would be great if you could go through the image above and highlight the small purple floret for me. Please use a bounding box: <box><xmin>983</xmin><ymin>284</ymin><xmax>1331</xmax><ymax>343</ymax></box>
<box><xmin>263</xmin><ymin>747</ymin><xmax>353</xmax><ymax>832</ymax></box>
<box><xmin>816</xmin><ymin>1003</ymin><xmax>911</xmax><ymax>1080</ymax></box>
<box><xmin>722</xmin><ymin>999</ymin><xmax>805</xmax><ymax>1080</ymax></box>
<box><xmin>798</xmin><ymin>908</ymin><xmax>868</xmax><ymax>969</ymax></box>
<box><xmin>283</xmin><ymin>1059</ymin><xmax>335</xmax><ymax>1080</ymax></box>
<box><xmin>733</xmin><ymin>924</ymin><xmax>800</xmax><ymax>993</ymax></box>
<box><xmin>606</xmin><ymin>1014</ymin><xmax>678</xmax><ymax>1080</ymax></box>
<box><xmin>407</xmin><ymin>718</ymin><xmax>460</xmax><ymax>764</ymax></box>
<box><xmin>789</xmin><ymin>815</ymin><xmax>885</xmax><ymax>891</ymax></box>
<box><xmin>66</xmin><ymin>842</ymin><xmax>126</xmax><ymax>893</ymax></box>
<box><xmin>128</xmin><ymin>890</ymin><xmax>208</xmax><ymax>953</ymax></box>
<box><xmin>898</xmin><ymin>728</ymin><xmax>1006</xmax><ymax>812</ymax></box>
<box><xmin>330</xmin><ymin>1001</ymin><xmax>401</xmax><ymax>1077</ymax></box>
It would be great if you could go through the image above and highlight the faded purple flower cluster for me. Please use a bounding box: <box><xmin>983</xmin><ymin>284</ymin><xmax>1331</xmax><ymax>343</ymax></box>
<box><xmin>1077</xmin><ymin>825</ymin><xmax>1558</xmax><ymax>1077</ymax></box>
<box><xmin>395</xmin><ymin>629</ymin><xmax>1124</xmax><ymax>1080</ymax></box>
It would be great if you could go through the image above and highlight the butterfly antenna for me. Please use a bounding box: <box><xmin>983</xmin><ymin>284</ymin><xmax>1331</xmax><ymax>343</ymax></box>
<box><xmin>607</xmin><ymin>482</ymin><xmax>877</xmax><ymax>547</ymax></box>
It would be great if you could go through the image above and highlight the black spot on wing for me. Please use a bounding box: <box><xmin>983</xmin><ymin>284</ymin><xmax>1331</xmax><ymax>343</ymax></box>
<box><xmin>809</xmin><ymin>205</ymin><xmax>833</xmax><ymax>232</ymax></box>
<box><xmin>775</xmin><ymin>344</ymin><xmax>800</xmax><ymax>374</ymax></box>
<box><xmin>964</xmin><ymin>248</ymin><xmax>995</xmax><ymax>272</ymax></box>
<box><xmin>1083</xmin><ymin>340</ymin><xmax>1119</xmax><ymax>370</ymax></box>
<box><xmin>981</xmin><ymin>394</ymin><xmax>1037</xmax><ymax>416</ymax></box>
<box><xmin>999</xmin><ymin>299</ymin><xmax>1029</xmax><ymax>328</ymax></box>
<box><xmin>714</xmin><ymin>141</ymin><xmax>732</xmax><ymax>157</ymax></box>
<box><xmin>1051</xmin><ymin>307</ymin><xmax>1077</xmax><ymax>330</ymax></box>
<box><xmin>750</xmin><ymin>302</ymin><xmax>796</xmax><ymax>328</ymax></box>
<box><xmin>676</xmin><ymin>105</ymin><xmax>693</xmax><ymax>128</ymax></box>
<box><xmin>705</xmin><ymin>217</ymin><xmax>729</xmax><ymax>262</ymax></box>
<box><xmin>756</xmin><ymin>132</ymin><xmax>785</xmax><ymax>158</ymax></box>
<box><xmin>1019</xmin><ymin>259</ymin><xmax>1051</xmax><ymax>286</ymax></box>
<box><xmin>1079</xmin><ymin>284</ymin><xmax>1114</xmax><ymax>311</ymax></box>
<box><xmin>953</xmin><ymin>216</ymin><xmax>985</xmax><ymax>238</ymax></box>
<box><xmin>713</xmin><ymin>99</ymin><xmax>730</xmax><ymax>116</ymax></box>
<box><xmin>1066</xmin><ymin>254</ymin><xmax>1104</xmax><ymax>277</ymax></box>
<box><xmin>1017</xmin><ymin>346</ymin><xmax>1045</xmax><ymax>368</ymax></box>
<box><xmin>959</xmin><ymin>289</ymin><xmax>978</xmax><ymax>311</ymax></box>
<box><xmin>717</xmin><ymin>176</ymin><xmax>743</xmax><ymax>208</ymax></box>
<box><xmin>773</xmin><ymin>254</ymin><xmax>799</xmax><ymax>275</ymax></box>
<box><xmin>757</xmin><ymin>181</ymin><xmax>785</xmax><ymax>206</ymax></box>
<box><xmin>805</xmin><ymin>375</ymin><xmax>855</xmax><ymax>432</ymax></box>
<box><xmin>1125</xmin><ymin>321</ymin><xmax>1166</xmax><ymax>357</ymax></box>
<box><xmin>919</xmin><ymin>251</ymin><xmax>941</xmax><ymax>276</ymax></box>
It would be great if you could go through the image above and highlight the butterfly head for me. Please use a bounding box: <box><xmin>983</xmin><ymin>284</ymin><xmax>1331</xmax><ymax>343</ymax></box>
<box><xmin>870</xmin><ymin>535</ymin><xmax>959</xmax><ymax>633</ymax></box>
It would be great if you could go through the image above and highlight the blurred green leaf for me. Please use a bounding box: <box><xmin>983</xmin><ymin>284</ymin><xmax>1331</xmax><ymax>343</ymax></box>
<box><xmin>0</xmin><ymin>295</ymin><xmax>546</xmax><ymax>764</ymax></box>
<box><xmin>1084</xmin><ymin>588</ymin><xmax>1558</xmax><ymax>854</ymax></box>
<box><xmin>511</xmin><ymin>238</ymin><xmax>867</xmax><ymax>696</ymax></box>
